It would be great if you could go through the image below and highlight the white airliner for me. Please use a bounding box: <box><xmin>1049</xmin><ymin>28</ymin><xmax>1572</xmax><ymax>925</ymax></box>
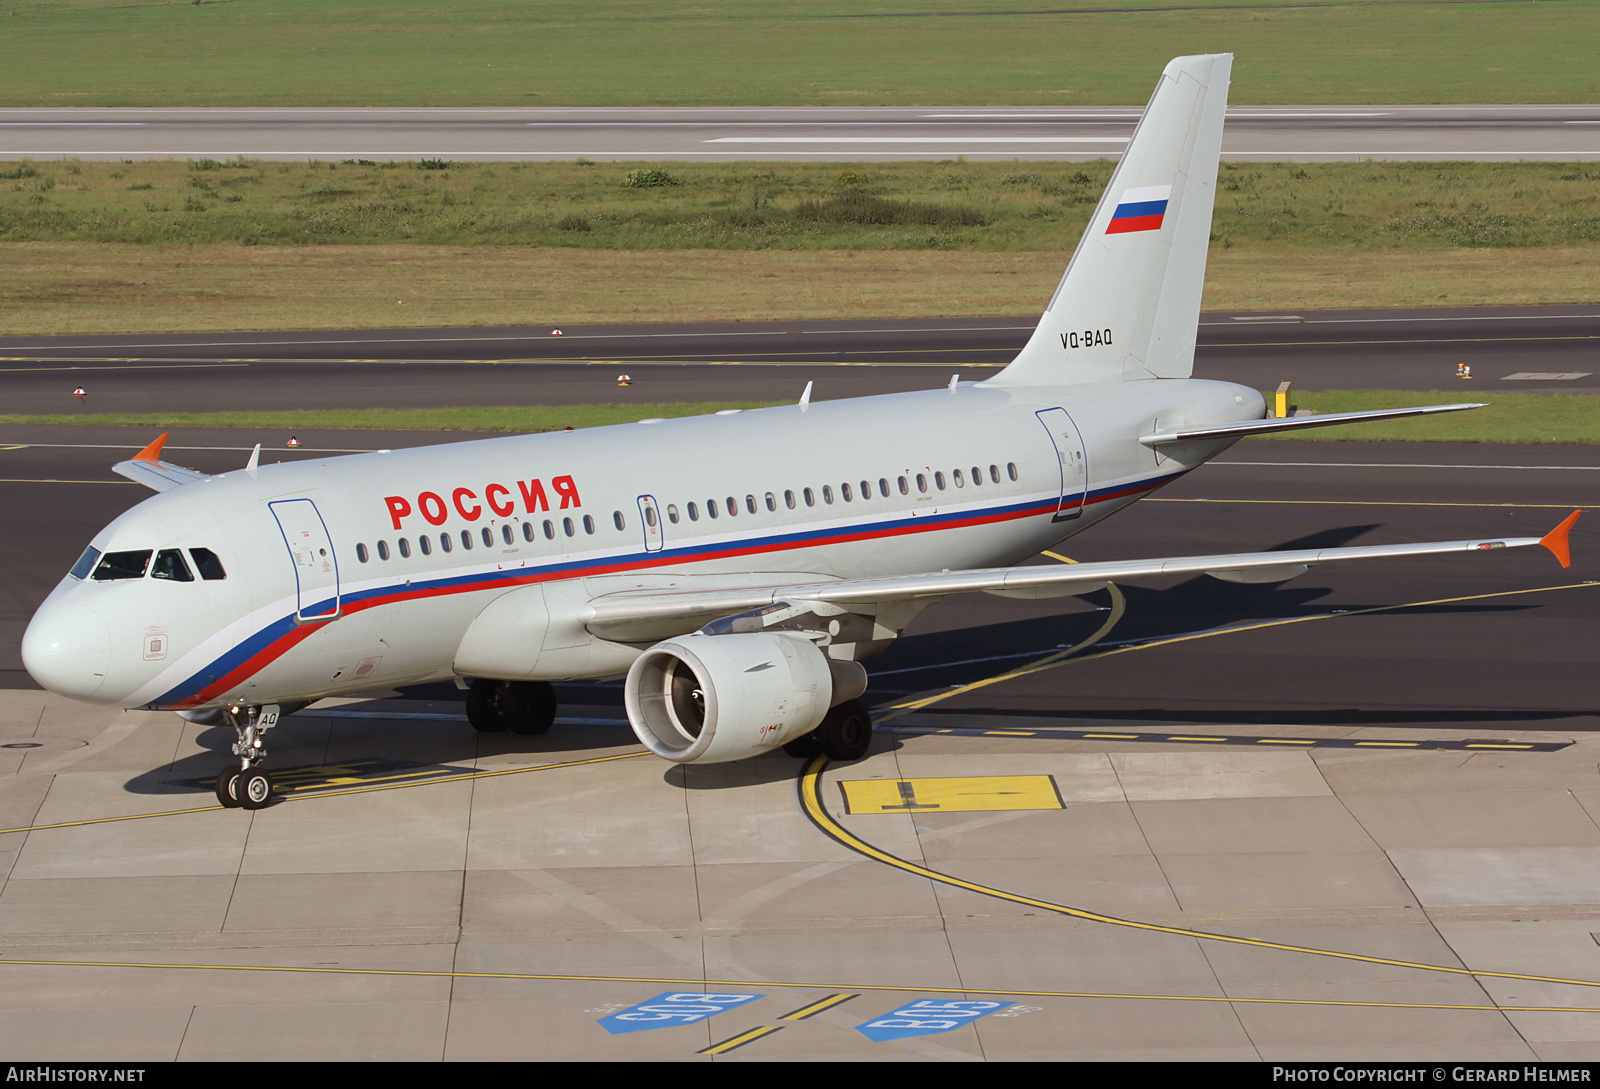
<box><xmin>21</xmin><ymin>54</ymin><xmax>1578</xmax><ymax>810</ymax></box>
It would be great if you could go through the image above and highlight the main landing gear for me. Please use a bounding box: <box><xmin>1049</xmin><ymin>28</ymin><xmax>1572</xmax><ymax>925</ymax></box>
<box><xmin>466</xmin><ymin>680</ymin><xmax>558</xmax><ymax>736</ymax></box>
<box><xmin>783</xmin><ymin>699</ymin><xmax>873</xmax><ymax>762</ymax></box>
<box><xmin>214</xmin><ymin>702</ymin><xmax>281</xmax><ymax>811</ymax></box>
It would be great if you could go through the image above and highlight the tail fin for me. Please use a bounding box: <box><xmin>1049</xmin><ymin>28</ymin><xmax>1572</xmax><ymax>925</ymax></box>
<box><xmin>986</xmin><ymin>53</ymin><xmax>1231</xmax><ymax>387</ymax></box>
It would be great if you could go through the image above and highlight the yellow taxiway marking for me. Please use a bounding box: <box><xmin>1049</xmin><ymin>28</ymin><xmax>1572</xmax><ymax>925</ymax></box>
<box><xmin>0</xmin><ymin>363</ymin><xmax>249</xmax><ymax>373</ymax></box>
<box><xmin>698</xmin><ymin>1025</ymin><xmax>785</xmax><ymax>1055</ymax></box>
<box><xmin>0</xmin><ymin>750</ymin><xmax>650</xmax><ymax>836</ymax></box>
<box><xmin>780</xmin><ymin>993</ymin><xmax>860</xmax><ymax>1020</ymax></box>
<box><xmin>840</xmin><ymin>775</ymin><xmax>1063</xmax><ymax>815</ymax></box>
<box><xmin>799</xmin><ymin>755</ymin><xmax>1600</xmax><ymax>995</ymax></box>
<box><xmin>5</xmin><ymin>957</ymin><xmax>1600</xmax><ymax>1016</ymax></box>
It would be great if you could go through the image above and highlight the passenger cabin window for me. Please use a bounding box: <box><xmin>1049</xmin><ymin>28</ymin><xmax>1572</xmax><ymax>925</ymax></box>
<box><xmin>784</xmin><ymin>491</ymin><xmax>796</xmax><ymax>510</ymax></box>
<box><xmin>377</xmin><ymin>540</ymin><xmax>390</xmax><ymax>560</ymax></box>
<box><xmin>69</xmin><ymin>546</ymin><xmax>101</xmax><ymax>580</ymax></box>
<box><xmin>440</xmin><ymin>533</ymin><xmax>453</xmax><ymax>553</ymax></box>
<box><xmin>989</xmin><ymin>464</ymin><xmax>1001</xmax><ymax>483</ymax></box>
<box><xmin>420</xmin><ymin>535</ymin><xmax>433</xmax><ymax>556</ymax></box>
<box><xmin>953</xmin><ymin>469</ymin><xmax>964</xmax><ymax>488</ymax></box>
<box><xmin>765</xmin><ymin>493</ymin><xmax>776</xmax><ymax>512</ymax></box>
<box><xmin>501</xmin><ymin>525</ymin><xmax>514</xmax><ymax>545</ymax></box>
<box><xmin>461</xmin><ymin>530</ymin><xmax>473</xmax><ymax>551</ymax></box>
<box><xmin>687</xmin><ymin>502</ymin><xmax>699</xmax><ymax>522</ymax></box>
<box><xmin>482</xmin><ymin>527</ymin><xmax>494</xmax><ymax>547</ymax></box>
<box><xmin>522</xmin><ymin>522</ymin><xmax>535</xmax><ymax>542</ymax></box>
<box><xmin>399</xmin><ymin>538</ymin><xmax>411</xmax><ymax>558</ymax></box>
<box><xmin>583</xmin><ymin>515</ymin><xmax>595</xmax><ymax>534</ymax></box>
<box><xmin>614</xmin><ymin>510</ymin><xmax>627</xmax><ymax>531</ymax></box>
<box><xmin>563</xmin><ymin>517</ymin><xmax>575</xmax><ymax>536</ymax></box>
<box><xmin>803</xmin><ymin>488</ymin><xmax>815</xmax><ymax>507</ymax></box>
<box><xmin>879</xmin><ymin>478</ymin><xmax>889</xmax><ymax>498</ymax></box>
<box><xmin>841</xmin><ymin>483</ymin><xmax>852</xmax><ymax>502</ymax></box>
<box><xmin>92</xmin><ymin>550</ymin><xmax>152</xmax><ymax>581</ymax></box>
<box><xmin>898</xmin><ymin>476</ymin><xmax>909</xmax><ymax>496</ymax></box>
<box><xmin>152</xmin><ymin>549</ymin><xmax>193</xmax><ymax>582</ymax></box>
<box><xmin>971</xmin><ymin>466</ymin><xmax>982</xmax><ymax>486</ymax></box>
<box><xmin>543</xmin><ymin>520</ymin><xmax>555</xmax><ymax>539</ymax></box>
<box><xmin>1007</xmin><ymin>462</ymin><xmax>1019</xmax><ymax>481</ymax></box>
<box><xmin>667</xmin><ymin>504</ymin><xmax>680</xmax><ymax>524</ymax></box>
<box><xmin>726</xmin><ymin>497</ymin><xmax>737</xmax><ymax>517</ymax></box>
<box><xmin>707</xmin><ymin>502</ymin><xmax>719</xmax><ymax>520</ymax></box>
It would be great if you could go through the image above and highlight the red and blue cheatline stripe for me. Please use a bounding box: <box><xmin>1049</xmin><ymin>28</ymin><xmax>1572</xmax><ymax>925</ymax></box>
<box><xmin>149</xmin><ymin>468</ymin><xmax>1185</xmax><ymax>709</ymax></box>
<box><xmin>1105</xmin><ymin>184</ymin><xmax>1172</xmax><ymax>235</ymax></box>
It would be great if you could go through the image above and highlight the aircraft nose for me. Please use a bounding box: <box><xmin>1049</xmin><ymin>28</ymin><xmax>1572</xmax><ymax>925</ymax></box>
<box><xmin>21</xmin><ymin>600</ymin><xmax>112</xmax><ymax>702</ymax></box>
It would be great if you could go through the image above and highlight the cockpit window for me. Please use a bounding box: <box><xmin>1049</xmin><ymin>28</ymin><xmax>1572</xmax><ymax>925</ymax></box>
<box><xmin>152</xmin><ymin>549</ymin><xmax>194</xmax><ymax>582</ymax></box>
<box><xmin>92</xmin><ymin>550</ymin><xmax>152</xmax><ymax>581</ymax></box>
<box><xmin>189</xmin><ymin>548</ymin><xmax>226</xmax><ymax>581</ymax></box>
<box><xmin>69</xmin><ymin>546</ymin><xmax>101</xmax><ymax>580</ymax></box>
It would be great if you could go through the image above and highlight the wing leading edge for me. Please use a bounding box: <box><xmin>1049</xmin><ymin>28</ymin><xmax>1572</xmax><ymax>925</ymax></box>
<box><xmin>583</xmin><ymin>512</ymin><xmax>1581</xmax><ymax>640</ymax></box>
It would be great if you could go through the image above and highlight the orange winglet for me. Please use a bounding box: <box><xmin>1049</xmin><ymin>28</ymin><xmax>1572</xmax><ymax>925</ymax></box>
<box><xmin>1539</xmin><ymin>509</ymin><xmax>1582</xmax><ymax>569</ymax></box>
<box><xmin>132</xmin><ymin>432</ymin><xmax>171</xmax><ymax>463</ymax></box>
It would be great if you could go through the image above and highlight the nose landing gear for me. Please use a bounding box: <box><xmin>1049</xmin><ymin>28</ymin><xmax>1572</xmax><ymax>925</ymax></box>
<box><xmin>214</xmin><ymin>703</ymin><xmax>280</xmax><ymax>810</ymax></box>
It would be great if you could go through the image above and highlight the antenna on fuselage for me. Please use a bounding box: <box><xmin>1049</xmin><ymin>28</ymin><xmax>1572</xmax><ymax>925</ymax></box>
<box><xmin>948</xmin><ymin>373</ymin><xmax>959</xmax><ymax>392</ymax></box>
<box><xmin>799</xmin><ymin>381</ymin><xmax>813</xmax><ymax>411</ymax></box>
<box><xmin>245</xmin><ymin>443</ymin><xmax>260</xmax><ymax>475</ymax></box>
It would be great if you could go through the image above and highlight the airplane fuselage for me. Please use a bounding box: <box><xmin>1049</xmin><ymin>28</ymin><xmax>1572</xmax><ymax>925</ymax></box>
<box><xmin>21</xmin><ymin>377</ymin><xmax>1264</xmax><ymax>712</ymax></box>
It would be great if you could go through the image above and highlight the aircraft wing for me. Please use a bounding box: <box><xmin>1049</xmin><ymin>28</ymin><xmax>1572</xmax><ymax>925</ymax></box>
<box><xmin>583</xmin><ymin>512</ymin><xmax>1579</xmax><ymax>640</ymax></box>
<box><xmin>112</xmin><ymin>432</ymin><xmax>212</xmax><ymax>492</ymax></box>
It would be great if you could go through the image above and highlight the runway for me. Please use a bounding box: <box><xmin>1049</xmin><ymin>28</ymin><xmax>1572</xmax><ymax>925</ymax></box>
<box><xmin>2</xmin><ymin>105</ymin><xmax>1598</xmax><ymax>162</ymax></box>
<box><xmin>2</xmin><ymin>305</ymin><xmax>1598</xmax><ymax>418</ymax></box>
<box><xmin>2</xmin><ymin>323</ymin><xmax>1598</xmax><ymax>1059</ymax></box>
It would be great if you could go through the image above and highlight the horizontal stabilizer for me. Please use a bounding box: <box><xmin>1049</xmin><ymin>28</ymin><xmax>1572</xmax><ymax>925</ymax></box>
<box><xmin>112</xmin><ymin>432</ymin><xmax>212</xmax><ymax>493</ymax></box>
<box><xmin>1140</xmin><ymin>403</ymin><xmax>1486</xmax><ymax>446</ymax></box>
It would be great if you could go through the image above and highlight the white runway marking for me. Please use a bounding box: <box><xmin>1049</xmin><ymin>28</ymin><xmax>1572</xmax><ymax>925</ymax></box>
<box><xmin>706</xmin><ymin>136</ymin><xmax>1130</xmax><ymax>144</ymax></box>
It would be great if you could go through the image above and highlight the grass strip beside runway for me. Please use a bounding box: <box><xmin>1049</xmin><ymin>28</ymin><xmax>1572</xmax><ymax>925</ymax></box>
<box><xmin>2</xmin><ymin>244</ymin><xmax>1595</xmax><ymax>337</ymax></box>
<box><xmin>4</xmin><ymin>390</ymin><xmax>1598</xmax><ymax>441</ymax></box>
<box><xmin>1</xmin><ymin>1</ymin><xmax>1592</xmax><ymax>107</ymax></box>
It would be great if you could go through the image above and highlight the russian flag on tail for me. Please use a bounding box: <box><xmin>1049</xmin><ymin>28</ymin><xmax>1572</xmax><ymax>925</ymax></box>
<box><xmin>1106</xmin><ymin>184</ymin><xmax>1172</xmax><ymax>234</ymax></box>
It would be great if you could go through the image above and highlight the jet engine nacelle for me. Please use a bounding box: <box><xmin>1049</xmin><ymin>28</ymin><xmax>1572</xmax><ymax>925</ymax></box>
<box><xmin>624</xmin><ymin>632</ymin><xmax>864</xmax><ymax>764</ymax></box>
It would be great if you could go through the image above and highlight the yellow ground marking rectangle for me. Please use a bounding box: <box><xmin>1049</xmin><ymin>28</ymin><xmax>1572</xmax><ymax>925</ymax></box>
<box><xmin>1466</xmin><ymin>744</ymin><xmax>1534</xmax><ymax>749</ymax></box>
<box><xmin>1258</xmin><ymin>739</ymin><xmax>1318</xmax><ymax>745</ymax></box>
<box><xmin>1168</xmin><ymin>736</ymin><xmax>1228</xmax><ymax>742</ymax></box>
<box><xmin>1084</xmin><ymin>733</ymin><xmax>1139</xmax><ymax>739</ymax></box>
<box><xmin>1355</xmin><ymin>741</ymin><xmax>1419</xmax><ymax>748</ymax></box>
<box><xmin>840</xmin><ymin>775</ymin><xmax>1064</xmax><ymax>815</ymax></box>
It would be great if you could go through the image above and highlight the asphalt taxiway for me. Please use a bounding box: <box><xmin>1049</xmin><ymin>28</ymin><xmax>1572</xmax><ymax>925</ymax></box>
<box><xmin>2</xmin><ymin>305</ymin><xmax>1598</xmax><ymax>417</ymax></box>
<box><xmin>1</xmin><ymin>325</ymin><xmax>1599</xmax><ymax>1059</ymax></box>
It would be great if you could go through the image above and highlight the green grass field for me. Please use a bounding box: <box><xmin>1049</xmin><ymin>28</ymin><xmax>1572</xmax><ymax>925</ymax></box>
<box><xmin>5</xmin><ymin>159</ymin><xmax>1599</xmax><ymax>251</ymax></box>
<box><xmin>5</xmin><ymin>391</ymin><xmax>1595</xmax><ymax>443</ymax></box>
<box><xmin>2</xmin><ymin>158</ymin><xmax>1596</xmax><ymax>334</ymax></box>
<box><xmin>1</xmin><ymin>1</ymin><xmax>1596</xmax><ymax>106</ymax></box>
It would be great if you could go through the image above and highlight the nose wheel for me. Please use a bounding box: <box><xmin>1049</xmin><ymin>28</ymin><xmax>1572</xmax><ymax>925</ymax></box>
<box><xmin>214</xmin><ymin>703</ymin><xmax>280</xmax><ymax>810</ymax></box>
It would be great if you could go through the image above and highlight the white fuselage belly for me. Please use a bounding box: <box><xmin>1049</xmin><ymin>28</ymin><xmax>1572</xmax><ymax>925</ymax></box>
<box><xmin>37</xmin><ymin>379</ymin><xmax>1262</xmax><ymax>711</ymax></box>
